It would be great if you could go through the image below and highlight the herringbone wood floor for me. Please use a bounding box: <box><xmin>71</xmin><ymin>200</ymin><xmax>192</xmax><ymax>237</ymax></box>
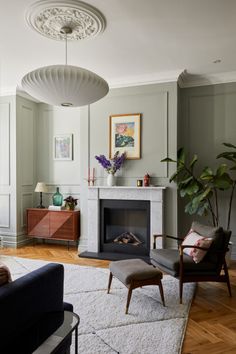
<box><xmin>1</xmin><ymin>244</ymin><xmax>236</xmax><ymax>353</ymax></box>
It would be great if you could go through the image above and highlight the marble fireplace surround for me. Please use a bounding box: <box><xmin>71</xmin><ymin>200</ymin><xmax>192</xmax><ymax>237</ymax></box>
<box><xmin>87</xmin><ymin>186</ymin><xmax>165</xmax><ymax>254</ymax></box>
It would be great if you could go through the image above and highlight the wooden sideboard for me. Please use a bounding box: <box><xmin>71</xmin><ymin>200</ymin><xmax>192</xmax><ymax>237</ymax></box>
<box><xmin>27</xmin><ymin>208</ymin><xmax>80</xmax><ymax>247</ymax></box>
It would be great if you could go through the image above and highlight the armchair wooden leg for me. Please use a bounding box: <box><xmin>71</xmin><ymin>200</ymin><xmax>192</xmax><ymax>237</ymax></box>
<box><xmin>158</xmin><ymin>281</ymin><xmax>165</xmax><ymax>307</ymax></box>
<box><xmin>224</xmin><ymin>262</ymin><xmax>232</xmax><ymax>297</ymax></box>
<box><xmin>126</xmin><ymin>286</ymin><xmax>133</xmax><ymax>314</ymax></box>
<box><xmin>107</xmin><ymin>272</ymin><xmax>113</xmax><ymax>294</ymax></box>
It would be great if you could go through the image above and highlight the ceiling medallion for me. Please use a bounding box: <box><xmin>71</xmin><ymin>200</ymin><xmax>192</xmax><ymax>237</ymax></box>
<box><xmin>25</xmin><ymin>0</ymin><xmax>106</xmax><ymax>41</ymax></box>
<box><xmin>22</xmin><ymin>0</ymin><xmax>109</xmax><ymax>107</ymax></box>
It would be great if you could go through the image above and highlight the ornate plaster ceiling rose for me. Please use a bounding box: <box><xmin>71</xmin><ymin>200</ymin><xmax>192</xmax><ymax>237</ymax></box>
<box><xmin>25</xmin><ymin>0</ymin><xmax>106</xmax><ymax>41</ymax></box>
<box><xmin>22</xmin><ymin>0</ymin><xmax>109</xmax><ymax>107</ymax></box>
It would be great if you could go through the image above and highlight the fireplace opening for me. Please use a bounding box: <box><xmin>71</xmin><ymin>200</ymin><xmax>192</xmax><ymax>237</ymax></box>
<box><xmin>100</xmin><ymin>199</ymin><xmax>150</xmax><ymax>256</ymax></box>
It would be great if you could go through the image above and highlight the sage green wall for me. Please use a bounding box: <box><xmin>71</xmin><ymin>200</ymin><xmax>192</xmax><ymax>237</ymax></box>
<box><xmin>180</xmin><ymin>82</ymin><xmax>236</xmax><ymax>259</ymax></box>
<box><xmin>79</xmin><ymin>82</ymin><xmax>178</xmax><ymax>251</ymax></box>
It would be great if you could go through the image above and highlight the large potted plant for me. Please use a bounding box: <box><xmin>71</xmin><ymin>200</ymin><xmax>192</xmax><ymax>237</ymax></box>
<box><xmin>162</xmin><ymin>143</ymin><xmax>236</xmax><ymax>231</ymax></box>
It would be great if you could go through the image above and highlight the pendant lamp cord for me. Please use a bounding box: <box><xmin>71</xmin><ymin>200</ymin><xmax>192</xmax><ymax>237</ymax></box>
<box><xmin>65</xmin><ymin>32</ymin><xmax>68</xmax><ymax>65</ymax></box>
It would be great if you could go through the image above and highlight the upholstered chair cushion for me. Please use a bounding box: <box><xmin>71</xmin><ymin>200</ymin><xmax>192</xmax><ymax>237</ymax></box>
<box><xmin>150</xmin><ymin>249</ymin><xmax>217</xmax><ymax>277</ymax></box>
<box><xmin>110</xmin><ymin>258</ymin><xmax>162</xmax><ymax>285</ymax></box>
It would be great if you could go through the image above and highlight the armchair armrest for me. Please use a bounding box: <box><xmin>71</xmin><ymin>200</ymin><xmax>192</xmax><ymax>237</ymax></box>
<box><xmin>179</xmin><ymin>244</ymin><xmax>229</xmax><ymax>255</ymax></box>
<box><xmin>179</xmin><ymin>244</ymin><xmax>210</xmax><ymax>255</ymax></box>
<box><xmin>153</xmin><ymin>234</ymin><xmax>183</xmax><ymax>249</ymax></box>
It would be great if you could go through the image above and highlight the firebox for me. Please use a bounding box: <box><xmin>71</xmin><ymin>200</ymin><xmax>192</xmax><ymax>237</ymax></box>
<box><xmin>100</xmin><ymin>199</ymin><xmax>150</xmax><ymax>256</ymax></box>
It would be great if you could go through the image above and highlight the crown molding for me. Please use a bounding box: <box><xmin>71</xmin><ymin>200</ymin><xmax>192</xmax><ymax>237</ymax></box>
<box><xmin>3</xmin><ymin>69</ymin><xmax>236</xmax><ymax>98</ymax></box>
<box><xmin>178</xmin><ymin>70</ymin><xmax>236</xmax><ymax>88</ymax></box>
<box><xmin>109</xmin><ymin>69</ymin><xmax>184</xmax><ymax>89</ymax></box>
<box><xmin>0</xmin><ymin>87</ymin><xmax>16</xmax><ymax>97</ymax></box>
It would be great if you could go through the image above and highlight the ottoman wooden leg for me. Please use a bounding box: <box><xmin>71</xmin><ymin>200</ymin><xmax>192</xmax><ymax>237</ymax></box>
<box><xmin>158</xmin><ymin>280</ymin><xmax>165</xmax><ymax>307</ymax></box>
<box><xmin>126</xmin><ymin>286</ymin><xmax>133</xmax><ymax>314</ymax></box>
<box><xmin>107</xmin><ymin>272</ymin><xmax>113</xmax><ymax>294</ymax></box>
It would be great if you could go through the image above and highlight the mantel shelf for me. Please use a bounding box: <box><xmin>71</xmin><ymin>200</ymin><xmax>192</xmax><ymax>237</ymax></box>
<box><xmin>88</xmin><ymin>186</ymin><xmax>166</xmax><ymax>190</ymax></box>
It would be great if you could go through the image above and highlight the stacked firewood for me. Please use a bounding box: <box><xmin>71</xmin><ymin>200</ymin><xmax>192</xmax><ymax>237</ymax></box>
<box><xmin>113</xmin><ymin>232</ymin><xmax>142</xmax><ymax>246</ymax></box>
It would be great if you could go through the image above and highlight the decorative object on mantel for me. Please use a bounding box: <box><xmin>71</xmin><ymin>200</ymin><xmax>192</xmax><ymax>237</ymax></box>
<box><xmin>64</xmin><ymin>196</ymin><xmax>78</xmax><ymax>210</ymax></box>
<box><xmin>52</xmin><ymin>187</ymin><xmax>63</xmax><ymax>206</ymax></box>
<box><xmin>109</xmin><ymin>113</ymin><xmax>141</xmax><ymax>159</ymax></box>
<box><xmin>144</xmin><ymin>173</ymin><xmax>150</xmax><ymax>187</ymax></box>
<box><xmin>87</xmin><ymin>167</ymin><xmax>95</xmax><ymax>186</ymax></box>
<box><xmin>95</xmin><ymin>151</ymin><xmax>126</xmax><ymax>186</ymax></box>
<box><xmin>35</xmin><ymin>182</ymin><xmax>48</xmax><ymax>209</ymax></box>
<box><xmin>21</xmin><ymin>0</ymin><xmax>109</xmax><ymax>107</ymax></box>
<box><xmin>137</xmin><ymin>179</ymin><xmax>143</xmax><ymax>187</ymax></box>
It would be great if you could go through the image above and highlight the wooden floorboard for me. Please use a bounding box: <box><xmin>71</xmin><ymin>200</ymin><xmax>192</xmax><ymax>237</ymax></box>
<box><xmin>1</xmin><ymin>244</ymin><xmax>235</xmax><ymax>353</ymax></box>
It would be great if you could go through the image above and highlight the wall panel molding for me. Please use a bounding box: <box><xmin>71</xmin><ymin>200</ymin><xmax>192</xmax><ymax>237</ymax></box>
<box><xmin>21</xmin><ymin>193</ymin><xmax>34</xmax><ymax>228</ymax></box>
<box><xmin>20</xmin><ymin>105</ymin><xmax>34</xmax><ymax>186</ymax></box>
<box><xmin>0</xmin><ymin>194</ymin><xmax>10</xmax><ymax>228</ymax></box>
<box><xmin>0</xmin><ymin>103</ymin><xmax>10</xmax><ymax>186</ymax></box>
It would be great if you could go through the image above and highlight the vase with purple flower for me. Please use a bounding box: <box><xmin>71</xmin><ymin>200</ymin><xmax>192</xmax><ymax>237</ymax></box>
<box><xmin>95</xmin><ymin>151</ymin><xmax>126</xmax><ymax>186</ymax></box>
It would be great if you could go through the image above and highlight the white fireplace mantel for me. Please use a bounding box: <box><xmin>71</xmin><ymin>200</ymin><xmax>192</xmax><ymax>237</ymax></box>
<box><xmin>87</xmin><ymin>186</ymin><xmax>166</xmax><ymax>253</ymax></box>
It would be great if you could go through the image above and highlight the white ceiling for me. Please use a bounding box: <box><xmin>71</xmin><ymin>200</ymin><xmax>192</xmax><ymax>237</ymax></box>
<box><xmin>1</xmin><ymin>0</ymin><xmax>236</xmax><ymax>94</ymax></box>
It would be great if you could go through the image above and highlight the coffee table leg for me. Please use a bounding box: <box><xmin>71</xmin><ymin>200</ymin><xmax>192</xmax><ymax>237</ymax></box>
<box><xmin>75</xmin><ymin>325</ymin><xmax>78</xmax><ymax>354</ymax></box>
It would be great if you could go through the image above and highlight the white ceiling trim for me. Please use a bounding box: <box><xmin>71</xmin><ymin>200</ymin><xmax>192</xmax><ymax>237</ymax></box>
<box><xmin>3</xmin><ymin>70</ymin><xmax>236</xmax><ymax>98</ymax></box>
<box><xmin>0</xmin><ymin>88</ymin><xmax>16</xmax><ymax>97</ymax></box>
<box><xmin>179</xmin><ymin>70</ymin><xmax>236</xmax><ymax>88</ymax></box>
<box><xmin>109</xmin><ymin>70</ymin><xmax>184</xmax><ymax>89</ymax></box>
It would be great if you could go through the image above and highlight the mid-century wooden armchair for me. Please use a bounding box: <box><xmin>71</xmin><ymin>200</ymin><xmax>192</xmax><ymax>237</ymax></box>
<box><xmin>150</xmin><ymin>221</ymin><xmax>232</xmax><ymax>303</ymax></box>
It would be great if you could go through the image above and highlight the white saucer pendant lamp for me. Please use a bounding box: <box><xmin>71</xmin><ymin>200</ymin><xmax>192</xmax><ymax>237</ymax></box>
<box><xmin>21</xmin><ymin>0</ymin><xmax>109</xmax><ymax>107</ymax></box>
<box><xmin>21</xmin><ymin>64</ymin><xmax>109</xmax><ymax>107</ymax></box>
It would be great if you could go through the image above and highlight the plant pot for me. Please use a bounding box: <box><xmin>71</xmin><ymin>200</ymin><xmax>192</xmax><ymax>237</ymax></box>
<box><xmin>107</xmin><ymin>174</ymin><xmax>116</xmax><ymax>187</ymax></box>
<box><xmin>65</xmin><ymin>203</ymin><xmax>75</xmax><ymax>211</ymax></box>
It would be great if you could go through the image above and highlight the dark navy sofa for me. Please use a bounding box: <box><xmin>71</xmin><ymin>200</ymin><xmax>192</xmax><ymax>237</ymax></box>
<box><xmin>0</xmin><ymin>263</ymin><xmax>73</xmax><ymax>354</ymax></box>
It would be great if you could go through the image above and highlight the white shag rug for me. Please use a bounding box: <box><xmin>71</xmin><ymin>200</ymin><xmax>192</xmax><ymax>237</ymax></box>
<box><xmin>0</xmin><ymin>256</ymin><xmax>195</xmax><ymax>354</ymax></box>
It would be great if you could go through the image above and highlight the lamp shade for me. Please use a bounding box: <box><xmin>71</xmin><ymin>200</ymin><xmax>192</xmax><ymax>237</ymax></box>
<box><xmin>35</xmin><ymin>182</ymin><xmax>48</xmax><ymax>193</ymax></box>
<box><xmin>21</xmin><ymin>65</ymin><xmax>109</xmax><ymax>107</ymax></box>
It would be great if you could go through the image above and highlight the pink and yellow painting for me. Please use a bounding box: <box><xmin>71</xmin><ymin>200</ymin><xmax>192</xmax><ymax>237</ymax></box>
<box><xmin>115</xmin><ymin>122</ymin><xmax>135</xmax><ymax>147</ymax></box>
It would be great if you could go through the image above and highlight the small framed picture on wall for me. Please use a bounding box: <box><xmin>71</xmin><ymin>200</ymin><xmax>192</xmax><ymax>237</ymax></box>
<box><xmin>109</xmin><ymin>113</ymin><xmax>141</xmax><ymax>159</ymax></box>
<box><xmin>54</xmin><ymin>134</ymin><xmax>73</xmax><ymax>160</ymax></box>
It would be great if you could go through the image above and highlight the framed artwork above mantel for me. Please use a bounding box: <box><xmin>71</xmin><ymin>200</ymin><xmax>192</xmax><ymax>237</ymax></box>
<box><xmin>109</xmin><ymin>113</ymin><xmax>141</xmax><ymax>159</ymax></box>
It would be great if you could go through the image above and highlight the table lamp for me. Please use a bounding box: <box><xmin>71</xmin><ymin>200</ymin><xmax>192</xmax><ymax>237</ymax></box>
<box><xmin>35</xmin><ymin>182</ymin><xmax>48</xmax><ymax>208</ymax></box>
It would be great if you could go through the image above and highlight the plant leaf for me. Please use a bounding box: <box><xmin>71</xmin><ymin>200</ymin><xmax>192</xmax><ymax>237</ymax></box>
<box><xmin>177</xmin><ymin>148</ymin><xmax>185</xmax><ymax>164</ymax></box>
<box><xmin>216</xmin><ymin>164</ymin><xmax>228</xmax><ymax>177</ymax></box>
<box><xmin>200</xmin><ymin>167</ymin><xmax>213</xmax><ymax>180</ymax></box>
<box><xmin>217</xmin><ymin>152</ymin><xmax>236</xmax><ymax>161</ymax></box>
<box><xmin>189</xmin><ymin>154</ymin><xmax>198</xmax><ymax>169</ymax></box>
<box><xmin>223</xmin><ymin>142</ymin><xmax>236</xmax><ymax>149</ymax></box>
<box><xmin>169</xmin><ymin>170</ymin><xmax>179</xmax><ymax>183</ymax></box>
<box><xmin>213</xmin><ymin>174</ymin><xmax>232</xmax><ymax>189</ymax></box>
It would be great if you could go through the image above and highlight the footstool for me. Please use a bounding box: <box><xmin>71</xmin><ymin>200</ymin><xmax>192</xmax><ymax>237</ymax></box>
<box><xmin>107</xmin><ymin>258</ymin><xmax>165</xmax><ymax>314</ymax></box>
